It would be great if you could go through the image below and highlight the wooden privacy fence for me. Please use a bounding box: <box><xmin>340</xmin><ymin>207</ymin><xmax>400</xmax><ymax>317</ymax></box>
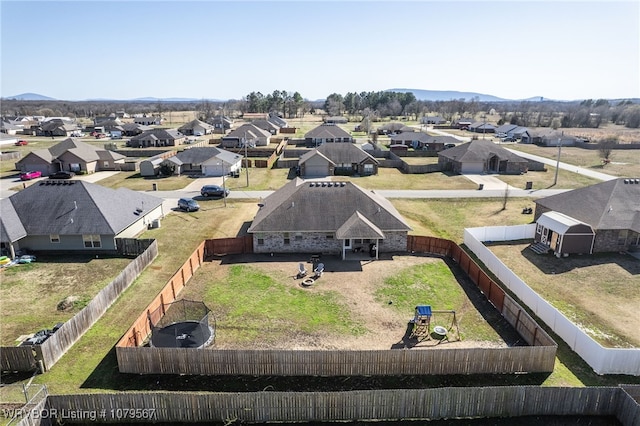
<box><xmin>115</xmin><ymin>235</ymin><xmax>556</xmax><ymax>376</ymax></box>
<box><xmin>45</xmin><ymin>386</ymin><xmax>640</xmax><ymax>425</ymax></box>
<box><xmin>204</xmin><ymin>236</ymin><xmax>253</xmax><ymax>258</ymax></box>
<box><xmin>117</xmin><ymin>241</ymin><xmax>206</xmax><ymax>348</ymax></box>
<box><xmin>0</xmin><ymin>240</ymin><xmax>158</xmax><ymax>373</ymax></box>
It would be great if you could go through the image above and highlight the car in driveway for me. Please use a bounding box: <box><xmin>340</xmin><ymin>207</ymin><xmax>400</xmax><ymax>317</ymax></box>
<box><xmin>178</xmin><ymin>197</ymin><xmax>200</xmax><ymax>212</ymax></box>
<box><xmin>15</xmin><ymin>140</ymin><xmax>28</xmax><ymax>146</ymax></box>
<box><xmin>49</xmin><ymin>171</ymin><xmax>75</xmax><ymax>179</ymax></box>
<box><xmin>20</xmin><ymin>171</ymin><xmax>42</xmax><ymax>180</ymax></box>
<box><xmin>200</xmin><ymin>185</ymin><xmax>230</xmax><ymax>197</ymax></box>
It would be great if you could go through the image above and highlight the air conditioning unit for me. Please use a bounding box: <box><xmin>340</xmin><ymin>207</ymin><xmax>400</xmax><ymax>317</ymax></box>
<box><xmin>148</xmin><ymin>219</ymin><xmax>161</xmax><ymax>229</ymax></box>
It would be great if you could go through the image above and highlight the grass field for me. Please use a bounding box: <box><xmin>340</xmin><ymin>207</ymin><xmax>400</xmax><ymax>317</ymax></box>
<box><xmin>496</xmin><ymin>166</ymin><xmax>602</xmax><ymax>190</ymax></box>
<box><xmin>487</xmin><ymin>242</ymin><xmax>640</xmax><ymax>348</ymax></box>
<box><xmin>97</xmin><ymin>171</ymin><xmax>193</xmax><ymax>191</ymax></box>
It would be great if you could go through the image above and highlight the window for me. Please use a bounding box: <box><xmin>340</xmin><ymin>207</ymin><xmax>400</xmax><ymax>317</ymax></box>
<box><xmin>83</xmin><ymin>234</ymin><xmax>101</xmax><ymax>248</ymax></box>
<box><xmin>536</xmin><ymin>223</ymin><xmax>542</xmax><ymax>234</ymax></box>
<box><xmin>257</xmin><ymin>238</ymin><xmax>264</xmax><ymax>245</ymax></box>
<box><xmin>618</xmin><ymin>230</ymin><xmax>628</xmax><ymax>246</ymax></box>
<box><xmin>295</xmin><ymin>233</ymin><xmax>303</xmax><ymax>241</ymax></box>
<box><xmin>283</xmin><ymin>233</ymin><xmax>290</xmax><ymax>245</ymax></box>
<box><xmin>326</xmin><ymin>234</ymin><xmax>334</xmax><ymax>240</ymax></box>
<box><xmin>50</xmin><ymin>234</ymin><xmax>60</xmax><ymax>243</ymax></box>
<box><xmin>103</xmin><ymin>161</ymin><xmax>110</xmax><ymax>167</ymax></box>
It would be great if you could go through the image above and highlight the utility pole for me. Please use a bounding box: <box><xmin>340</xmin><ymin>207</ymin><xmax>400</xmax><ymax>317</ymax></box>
<box><xmin>245</xmin><ymin>131</ymin><xmax>249</xmax><ymax>187</ymax></box>
<box><xmin>553</xmin><ymin>131</ymin><xmax>563</xmax><ymax>186</ymax></box>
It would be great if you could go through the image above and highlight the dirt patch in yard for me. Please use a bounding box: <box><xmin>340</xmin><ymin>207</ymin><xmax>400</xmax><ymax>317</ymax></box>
<box><xmin>188</xmin><ymin>253</ymin><xmax>523</xmax><ymax>351</ymax></box>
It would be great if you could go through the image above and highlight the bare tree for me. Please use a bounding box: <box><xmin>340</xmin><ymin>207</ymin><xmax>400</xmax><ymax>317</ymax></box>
<box><xmin>598</xmin><ymin>137</ymin><xmax>618</xmax><ymax>165</ymax></box>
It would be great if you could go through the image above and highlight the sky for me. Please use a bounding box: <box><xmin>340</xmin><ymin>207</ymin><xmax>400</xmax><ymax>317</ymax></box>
<box><xmin>1</xmin><ymin>0</ymin><xmax>639</xmax><ymax>102</ymax></box>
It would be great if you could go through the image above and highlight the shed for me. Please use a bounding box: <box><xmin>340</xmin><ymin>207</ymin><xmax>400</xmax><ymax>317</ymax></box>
<box><xmin>140</xmin><ymin>158</ymin><xmax>164</xmax><ymax>177</ymax></box>
<box><xmin>535</xmin><ymin>211</ymin><xmax>595</xmax><ymax>256</ymax></box>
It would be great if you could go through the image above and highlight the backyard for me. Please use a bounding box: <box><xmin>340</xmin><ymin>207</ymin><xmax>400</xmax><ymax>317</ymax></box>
<box><xmin>168</xmin><ymin>253</ymin><xmax>511</xmax><ymax>351</ymax></box>
<box><xmin>487</xmin><ymin>242</ymin><xmax>640</xmax><ymax>348</ymax></box>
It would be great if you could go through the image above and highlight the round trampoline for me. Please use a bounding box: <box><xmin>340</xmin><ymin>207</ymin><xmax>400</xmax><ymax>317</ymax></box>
<box><xmin>151</xmin><ymin>320</ymin><xmax>212</xmax><ymax>349</ymax></box>
<box><xmin>148</xmin><ymin>299</ymin><xmax>215</xmax><ymax>349</ymax></box>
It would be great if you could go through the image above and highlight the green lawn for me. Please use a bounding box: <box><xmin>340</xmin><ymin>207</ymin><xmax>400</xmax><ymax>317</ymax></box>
<box><xmin>331</xmin><ymin>168</ymin><xmax>478</xmax><ymax>190</ymax></box>
<box><xmin>97</xmin><ymin>171</ymin><xmax>193</xmax><ymax>191</ymax></box>
<box><xmin>496</xmin><ymin>166</ymin><xmax>602</xmax><ymax>190</ymax></box>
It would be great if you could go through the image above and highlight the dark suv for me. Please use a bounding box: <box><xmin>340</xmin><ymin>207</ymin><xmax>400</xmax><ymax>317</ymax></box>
<box><xmin>200</xmin><ymin>185</ymin><xmax>230</xmax><ymax>197</ymax></box>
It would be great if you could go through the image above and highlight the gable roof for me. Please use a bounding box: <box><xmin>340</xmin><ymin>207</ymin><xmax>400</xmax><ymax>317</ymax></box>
<box><xmin>299</xmin><ymin>143</ymin><xmax>378</xmax><ymax>166</ymax></box>
<box><xmin>130</xmin><ymin>128</ymin><xmax>184</xmax><ymax>141</ymax></box>
<box><xmin>170</xmin><ymin>147</ymin><xmax>241</xmax><ymax>166</ymax></box>
<box><xmin>537</xmin><ymin>211</ymin><xmax>594</xmax><ymax>235</ymax></box>
<box><xmin>178</xmin><ymin>119</ymin><xmax>215</xmax><ymax>131</ymax></box>
<box><xmin>0</xmin><ymin>198</ymin><xmax>27</xmax><ymax>243</ymax></box>
<box><xmin>16</xmin><ymin>138</ymin><xmax>124</xmax><ymax>166</ymax></box>
<box><xmin>305</xmin><ymin>124</ymin><xmax>352</xmax><ymax>140</ymax></box>
<box><xmin>248</xmin><ymin>178</ymin><xmax>411</xmax><ymax>234</ymax></box>
<box><xmin>535</xmin><ymin>178</ymin><xmax>640</xmax><ymax>232</ymax></box>
<box><xmin>335</xmin><ymin>211</ymin><xmax>385</xmax><ymax>240</ymax></box>
<box><xmin>438</xmin><ymin>139</ymin><xmax>528</xmax><ymax>163</ymax></box>
<box><xmin>3</xmin><ymin>180</ymin><xmax>163</xmax><ymax>236</ymax></box>
<box><xmin>378</xmin><ymin>122</ymin><xmax>414</xmax><ymax>133</ymax></box>
<box><xmin>225</xmin><ymin>123</ymin><xmax>271</xmax><ymax>139</ymax></box>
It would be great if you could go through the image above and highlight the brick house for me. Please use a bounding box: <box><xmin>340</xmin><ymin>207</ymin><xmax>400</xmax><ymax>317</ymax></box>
<box><xmin>304</xmin><ymin>124</ymin><xmax>353</xmax><ymax>147</ymax></box>
<box><xmin>438</xmin><ymin>139</ymin><xmax>529</xmax><ymax>174</ymax></box>
<box><xmin>534</xmin><ymin>178</ymin><xmax>640</xmax><ymax>255</ymax></box>
<box><xmin>248</xmin><ymin>178</ymin><xmax>411</xmax><ymax>259</ymax></box>
<box><xmin>298</xmin><ymin>143</ymin><xmax>379</xmax><ymax>178</ymax></box>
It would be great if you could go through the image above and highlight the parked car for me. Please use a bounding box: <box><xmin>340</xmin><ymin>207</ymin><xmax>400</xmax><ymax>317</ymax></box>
<box><xmin>20</xmin><ymin>171</ymin><xmax>42</xmax><ymax>180</ymax></box>
<box><xmin>495</xmin><ymin>133</ymin><xmax>508</xmax><ymax>139</ymax></box>
<box><xmin>200</xmin><ymin>185</ymin><xmax>230</xmax><ymax>197</ymax></box>
<box><xmin>178</xmin><ymin>197</ymin><xmax>200</xmax><ymax>212</ymax></box>
<box><xmin>49</xmin><ymin>170</ymin><xmax>75</xmax><ymax>179</ymax></box>
<box><xmin>15</xmin><ymin>140</ymin><xmax>28</xmax><ymax>146</ymax></box>
<box><xmin>501</xmin><ymin>137</ymin><xmax>517</xmax><ymax>142</ymax></box>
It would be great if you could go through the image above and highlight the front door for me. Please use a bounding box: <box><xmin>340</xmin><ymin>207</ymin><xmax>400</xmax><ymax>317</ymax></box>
<box><xmin>550</xmin><ymin>232</ymin><xmax>559</xmax><ymax>251</ymax></box>
<box><xmin>343</xmin><ymin>239</ymin><xmax>352</xmax><ymax>250</ymax></box>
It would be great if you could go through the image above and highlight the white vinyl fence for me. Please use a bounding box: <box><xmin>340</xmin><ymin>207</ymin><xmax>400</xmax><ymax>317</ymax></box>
<box><xmin>464</xmin><ymin>224</ymin><xmax>640</xmax><ymax>376</ymax></box>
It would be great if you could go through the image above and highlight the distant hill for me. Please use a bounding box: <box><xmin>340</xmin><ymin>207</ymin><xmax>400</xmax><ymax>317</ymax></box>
<box><xmin>387</xmin><ymin>88</ymin><xmax>542</xmax><ymax>102</ymax></box>
<box><xmin>5</xmin><ymin>92</ymin><xmax>57</xmax><ymax>101</ymax></box>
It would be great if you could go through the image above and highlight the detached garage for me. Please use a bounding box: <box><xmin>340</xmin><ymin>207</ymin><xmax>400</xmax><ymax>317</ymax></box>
<box><xmin>535</xmin><ymin>211</ymin><xmax>595</xmax><ymax>257</ymax></box>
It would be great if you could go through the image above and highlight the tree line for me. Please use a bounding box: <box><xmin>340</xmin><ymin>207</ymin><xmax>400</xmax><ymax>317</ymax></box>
<box><xmin>2</xmin><ymin>93</ymin><xmax>639</xmax><ymax>129</ymax></box>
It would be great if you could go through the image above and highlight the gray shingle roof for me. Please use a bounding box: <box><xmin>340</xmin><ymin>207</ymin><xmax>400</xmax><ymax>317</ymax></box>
<box><xmin>178</xmin><ymin>119</ymin><xmax>215</xmax><ymax>131</ymax></box>
<box><xmin>438</xmin><ymin>140</ymin><xmax>528</xmax><ymax>163</ymax></box>
<box><xmin>172</xmin><ymin>147</ymin><xmax>241</xmax><ymax>165</ymax></box>
<box><xmin>248</xmin><ymin>178</ymin><xmax>411</xmax><ymax>234</ymax></box>
<box><xmin>535</xmin><ymin>178</ymin><xmax>640</xmax><ymax>232</ymax></box>
<box><xmin>4</xmin><ymin>181</ymin><xmax>164</xmax><ymax>236</ymax></box>
<box><xmin>299</xmin><ymin>143</ymin><xmax>378</xmax><ymax>166</ymax></box>
<box><xmin>130</xmin><ymin>128</ymin><xmax>184</xmax><ymax>141</ymax></box>
<box><xmin>305</xmin><ymin>124</ymin><xmax>352</xmax><ymax>140</ymax></box>
<box><xmin>0</xmin><ymin>198</ymin><xmax>27</xmax><ymax>243</ymax></box>
<box><xmin>225</xmin><ymin>123</ymin><xmax>271</xmax><ymax>139</ymax></box>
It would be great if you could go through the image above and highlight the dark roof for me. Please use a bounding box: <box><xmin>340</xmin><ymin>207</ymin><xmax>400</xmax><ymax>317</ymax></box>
<box><xmin>305</xmin><ymin>124</ymin><xmax>352</xmax><ymax>139</ymax></box>
<box><xmin>378</xmin><ymin>122</ymin><xmax>414</xmax><ymax>132</ymax></box>
<box><xmin>122</xmin><ymin>123</ymin><xmax>153</xmax><ymax>132</ymax></box>
<box><xmin>299</xmin><ymin>143</ymin><xmax>378</xmax><ymax>166</ymax></box>
<box><xmin>438</xmin><ymin>139</ymin><xmax>528</xmax><ymax>163</ymax></box>
<box><xmin>225</xmin><ymin>123</ymin><xmax>271</xmax><ymax>139</ymax></box>
<box><xmin>535</xmin><ymin>178</ymin><xmax>640</xmax><ymax>232</ymax></box>
<box><xmin>250</xmin><ymin>119</ymin><xmax>280</xmax><ymax>132</ymax></box>
<box><xmin>0</xmin><ymin>198</ymin><xmax>27</xmax><ymax>243</ymax></box>
<box><xmin>130</xmin><ymin>128</ymin><xmax>184</xmax><ymax>141</ymax></box>
<box><xmin>178</xmin><ymin>119</ymin><xmax>215</xmax><ymax>131</ymax></box>
<box><xmin>2</xmin><ymin>180</ymin><xmax>163</xmax><ymax>236</ymax></box>
<box><xmin>389</xmin><ymin>132</ymin><xmax>431</xmax><ymax>143</ymax></box>
<box><xmin>17</xmin><ymin>138</ymin><xmax>124</xmax><ymax>165</ymax></box>
<box><xmin>248</xmin><ymin>178</ymin><xmax>411</xmax><ymax>234</ymax></box>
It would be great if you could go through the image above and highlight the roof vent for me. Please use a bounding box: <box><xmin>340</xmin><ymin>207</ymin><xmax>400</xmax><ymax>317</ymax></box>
<box><xmin>635</xmin><ymin>179</ymin><xmax>639</xmax><ymax>184</ymax></box>
<box><xmin>309</xmin><ymin>182</ymin><xmax>315</xmax><ymax>187</ymax></box>
<box><xmin>327</xmin><ymin>182</ymin><xmax>333</xmax><ymax>187</ymax></box>
<box><xmin>321</xmin><ymin>182</ymin><xmax>326</xmax><ymax>187</ymax></box>
<box><xmin>624</xmin><ymin>179</ymin><xmax>630</xmax><ymax>184</ymax></box>
<box><xmin>340</xmin><ymin>182</ymin><xmax>345</xmax><ymax>187</ymax></box>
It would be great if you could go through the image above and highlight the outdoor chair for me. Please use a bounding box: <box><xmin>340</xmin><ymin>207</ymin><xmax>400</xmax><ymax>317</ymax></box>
<box><xmin>313</xmin><ymin>263</ymin><xmax>325</xmax><ymax>278</ymax></box>
<box><xmin>297</xmin><ymin>263</ymin><xmax>308</xmax><ymax>279</ymax></box>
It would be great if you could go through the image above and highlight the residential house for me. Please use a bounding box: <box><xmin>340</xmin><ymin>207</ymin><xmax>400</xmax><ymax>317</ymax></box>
<box><xmin>134</xmin><ymin>116</ymin><xmax>163</xmax><ymax>126</ymax></box>
<box><xmin>178</xmin><ymin>119</ymin><xmax>215</xmax><ymax>136</ymax></box>
<box><xmin>115</xmin><ymin>110</ymin><xmax>130</xmax><ymax>119</ymax></box>
<box><xmin>90</xmin><ymin>118</ymin><xmax>125</xmax><ymax>135</ymax></box>
<box><xmin>221</xmin><ymin>124</ymin><xmax>271</xmax><ymax>148</ymax></box>
<box><xmin>208</xmin><ymin>115</ymin><xmax>234</xmax><ymax>133</ymax></box>
<box><xmin>455</xmin><ymin>118</ymin><xmax>474</xmax><ymax>130</ymax></box>
<box><xmin>494</xmin><ymin>124</ymin><xmax>531</xmax><ymax>142</ymax></box>
<box><xmin>37</xmin><ymin>119</ymin><xmax>80</xmax><ymax>137</ymax></box>
<box><xmin>128</xmin><ymin>129</ymin><xmax>186</xmax><ymax>148</ymax></box>
<box><xmin>421</xmin><ymin>116</ymin><xmax>447</xmax><ymax>125</ymax></box>
<box><xmin>298</xmin><ymin>143</ymin><xmax>379</xmax><ymax>178</ymax></box>
<box><xmin>0</xmin><ymin>180</ymin><xmax>164</xmax><ymax>259</ymax></box>
<box><xmin>247</xmin><ymin>178</ymin><xmax>412</xmax><ymax>259</ymax></box>
<box><xmin>1</xmin><ymin>120</ymin><xmax>22</xmax><ymax>135</ymax></box>
<box><xmin>162</xmin><ymin>146</ymin><xmax>242</xmax><ymax>176</ymax></box>
<box><xmin>533</xmin><ymin>178</ymin><xmax>640</xmax><ymax>255</ymax></box>
<box><xmin>304</xmin><ymin>124</ymin><xmax>354</xmax><ymax>147</ymax></box>
<box><xmin>529</xmin><ymin>129</ymin><xmax>582</xmax><ymax>147</ymax></box>
<box><xmin>15</xmin><ymin>138</ymin><xmax>126</xmax><ymax>175</ymax></box>
<box><xmin>468</xmin><ymin>121</ymin><xmax>497</xmax><ymax>134</ymax></box>
<box><xmin>438</xmin><ymin>139</ymin><xmax>529</xmax><ymax>174</ymax></box>
<box><xmin>389</xmin><ymin>132</ymin><xmax>458</xmax><ymax>151</ymax></box>
<box><xmin>377</xmin><ymin>122</ymin><xmax>414</xmax><ymax>135</ymax></box>
<box><xmin>324</xmin><ymin>116</ymin><xmax>348</xmax><ymax>124</ymax></box>
<box><xmin>268</xmin><ymin>113</ymin><xmax>288</xmax><ymax>128</ymax></box>
<box><xmin>250</xmin><ymin>119</ymin><xmax>280</xmax><ymax>135</ymax></box>
<box><xmin>122</xmin><ymin>123</ymin><xmax>153</xmax><ymax>137</ymax></box>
